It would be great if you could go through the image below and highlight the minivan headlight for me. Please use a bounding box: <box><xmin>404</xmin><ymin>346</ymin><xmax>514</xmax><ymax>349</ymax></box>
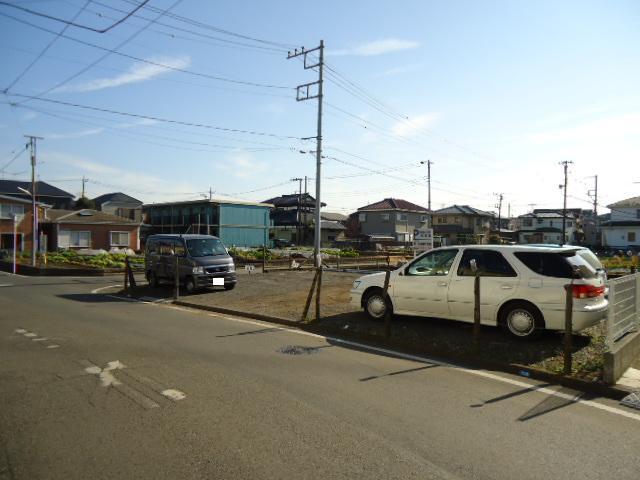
<box><xmin>227</xmin><ymin>263</ymin><xmax>235</xmax><ymax>272</ymax></box>
<box><xmin>192</xmin><ymin>266</ymin><xmax>204</xmax><ymax>274</ymax></box>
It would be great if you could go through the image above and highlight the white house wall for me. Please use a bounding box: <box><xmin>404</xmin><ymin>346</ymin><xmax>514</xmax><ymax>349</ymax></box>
<box><xmin>602</xmin><ymin>226</ymin><xmax>640</xmax><ymax>248</ymax></box>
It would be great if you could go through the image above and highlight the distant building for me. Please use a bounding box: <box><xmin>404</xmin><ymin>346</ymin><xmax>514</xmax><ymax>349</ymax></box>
<box><xmin>432</xmin><ymin>205</ymin><xmax>493</xmax><ymax>245</ymax></box>
<box><xmin>601</xmin><ymin>196</ymin><xmax>640</xmax><ymax>249</ymax></box>
<box><xmin>93</xmin><ymin>192</ymin><xmax>143</xmax><ymax>222</ymax></box>
<box><xmin>262</xmin><ymin>193</ymin><xmax>325</xmax><ymax>245</ymax></box>
<box><xmin>0</xmin><ymin>194</ymin><xmax>48</xmax><ymax>253</ymax></box>
<box><xmin>515</xmin><ymin>211</ymin><xmax>577</xmax><ymax>244</ymax></box>
<box><xmin>0</xmin><ymin>180</ymin><xmax>74</xmax><ymax>209</ymax></box>
<box><xmin>143</xmin><ymin>198</ymin><xmax>272</xmax><ymax>248</ymax></box>
<box><xmin>357</xmin><ymin>198</ymin><xmax>430</xmax><ymax>244</ymax></box>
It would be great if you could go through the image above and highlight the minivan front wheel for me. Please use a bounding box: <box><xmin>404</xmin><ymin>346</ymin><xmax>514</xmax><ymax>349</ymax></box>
<box><xmin>501</xmin><ymin>302</ymin><xmax>543</xmax><ymax>340</ymax></box>
<box><xmin>184</xmin><ymin>276</ymin><xmax>196</xmax><ymax>294</ymax></box>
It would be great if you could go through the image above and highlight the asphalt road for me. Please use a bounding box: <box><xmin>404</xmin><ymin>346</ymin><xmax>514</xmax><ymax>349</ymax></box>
<box><xmin>1</xmin><ymin>271</ymin><xmax>639</xmax><ymax>480</ymax></box>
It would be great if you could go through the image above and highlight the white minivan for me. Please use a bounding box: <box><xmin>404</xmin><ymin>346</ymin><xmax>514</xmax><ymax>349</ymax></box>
<box><xmin>350</xmin><ymin>245</ymin><xmax>608</xmax><ymax>339</ymax></box>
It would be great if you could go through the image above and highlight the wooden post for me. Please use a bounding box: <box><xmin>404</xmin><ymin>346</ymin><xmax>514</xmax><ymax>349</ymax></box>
<box><xmin>302</xmin><ymin>269</ymin><xmax>319</xmax><ymax>321</ymax></box>
<box><xmin>355</xmin><ymin>255</ymin><xmax>359</xmax><ymax>271</ymax></box>
<box><xmin>315</xmin><ymin>267</ymin><xmax>322</xmax><ymax>322</ymax></box>
<box><xmin>563</xmin><ymin>284</ymin><xmax>574</xmax><ymax>375</ymax></box>
<box><xmin>383</xmin><ymin>269</ymin><xmax>392</xmax><ymax>338</ymax></box>
<box><xmin>336</xmin><ymin>256</ymin><xmax>340</xmax><ymax>270</ymax></box>
<box><xmin>262</xmin><ymin>244</ymin><xmax>267</xmax><ymax>273</ymax></box>
<box><xmin>124</xmin><ymin>257</ymin><xmax>129</xmax><ymax>293</ymax></box>
<box><xmin>473</xmin><ymin>272</ymin><xmax>481</xmax><ymax>345</ymax></box>
<box><xmin>126</xmin><ymin>256</ymin><xmax>136</xmax><ymax>288</ymax></box>
<box><xmin>174</xmin><ymin>254</ymin><xmax>180</xmax><ymax>300</ymax></box>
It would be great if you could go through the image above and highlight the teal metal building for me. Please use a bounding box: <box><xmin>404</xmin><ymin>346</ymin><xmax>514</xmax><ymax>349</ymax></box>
<box><xmin>142</xmin><ymin>198</ymin><xmax>272</xmax><ymax>247</ymax></box>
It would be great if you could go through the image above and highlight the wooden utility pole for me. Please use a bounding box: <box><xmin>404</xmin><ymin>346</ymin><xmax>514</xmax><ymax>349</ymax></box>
<box><xmin>560</xmin><ymin>160</ymin><xmax>573</xmax><ymax>246</ymax></box>
<box><xmin>291</xmin><ymin>177</ymin><xmax>303</xmax><ymax>244</ymax></box>
<box><xmin>420</xmin><ymin>159</ymin><xmax>433</xmax><ymax>211</ymax></box>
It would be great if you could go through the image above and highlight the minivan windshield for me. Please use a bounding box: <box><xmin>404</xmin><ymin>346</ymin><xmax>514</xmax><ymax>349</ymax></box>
<box><xmin>186</xmin><ymin>238</ymin><xmax>227</xmax><ymax>257</ymax></box>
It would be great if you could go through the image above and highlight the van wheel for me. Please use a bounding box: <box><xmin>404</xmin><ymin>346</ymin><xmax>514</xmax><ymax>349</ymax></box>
<box><xmin>148</xmin><ymin>271</ymin><xmax>158</xmax><ymax>288</ymax></box>
<box><xmin>364</xmin><ymin>288</ymin><xmax>392</xmax><ymax>321</ymax></box>
<box><xmin>184</xmin><ymin>277</ymin><xmax>196</xmax><ymax>294</ymax></box>
<box><xmin>501</xmin><ymin>302</ymin><xmax>544</xmax><ymax>340</ymax></box>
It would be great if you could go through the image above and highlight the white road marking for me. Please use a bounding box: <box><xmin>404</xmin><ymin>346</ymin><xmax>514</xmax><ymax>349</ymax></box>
<box><xmin>0</xmin><ymin>284</ymin><xmax>13</xmax><ymax>287</ymax></box>
<box><xmin>83</xmin><ymin>360</ymin><xmax>126</xmax><ymax>387</ymax></box>
<box><xmin>161</xmin><ymin>389</ymin><xmax>186</xmax><ymax>401</ymax></box>
<box><xmin>23</xmin><ymin>332</ymin><xmax>37</xmax><ymax>337</ymax></box>
<box><xmin>14</xmin><ymin>328</ymin><xmax>27</xmax><ymax>334</ymax></box>
<box><xmin>32</xmin><ymin>337</ymin><xmax>48</xmax><ymax>342</ymax></box>
<box><xmin>91</xmin><ymin>284</ymin><xmax>123</xmax><ymax>294</ymax></box>
<box><xmin>46</xmin><ymin>344</ymin><xmax>60</xmax><ymax>349</ymax></box>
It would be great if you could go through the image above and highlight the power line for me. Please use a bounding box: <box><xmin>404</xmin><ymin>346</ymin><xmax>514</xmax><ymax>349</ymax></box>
<box><xmin>0</xmin><ymin>143</ymin><xmax>28</xmax><ymax>172</ymax></box>
<box><xmin>7</xmin><ymin>0</ymin><xmax>183</xmax><ymax>106</ymax></box>
<box><xmin>4</xmin><ymin>93</ymin><xmax>304</xmax><ymax>139</ymax></box>
<box><xmin>120</xmin><ymin>0</ymin><xmax>297</xmax><ymax>49</ymax></box>
<box><xmin>0</xmin><ymin>0</ymin><xmax>150</xmax><ymax>33</ymax></box>
<box><xmin>0</xmin><ymin>11</ymin><xmax>293</xmax><ymax>92</ymax></box>
<box><xmin>67</xmin><ymin>0</ymin><xmax>288</xmax><ymax>54</ymax></box>
<box><xmin>3</xmin><ymin>0</ymin><xmax>92</xmax><ymax>92</ymax></box>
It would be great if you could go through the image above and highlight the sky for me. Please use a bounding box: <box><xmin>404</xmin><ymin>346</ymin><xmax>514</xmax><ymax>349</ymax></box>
<box><xmin>0</xmin><ymin>0</ymin><xmax>639</xmax><ymax>217</ymax></box>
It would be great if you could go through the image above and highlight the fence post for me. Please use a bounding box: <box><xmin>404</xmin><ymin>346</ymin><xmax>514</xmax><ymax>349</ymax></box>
<box><xmin>383</xmin><ymin>269</ymin><xmax>392</xmax><ymax>338</ymax></box>
<box><xmin>636</xmin><ymin>273</ymin><xmax>640</xmax><ymax>329</ymax></box>
<box><xmin>124</xmin><ymin>257</ymin><xmax>129</xmax><ymax>294</ymax></box>
<box><xmin>126</xmin><ymin>256</ymin><xmax>136</xmax><ymax>289</ymax></box>
<box><xmin>336</xmin><ymin>256</ymin><xmax>340</xmax><ymax>270</ymax></box>
<box><xmin>174</xmin><ymin>254</ymin><xmax>180</xmax><ymax>300</ymax></box>
<box><xmin>301</xmin><ymin>269</ymin><xmax>319</xmax><ymax>321</ymax></box>
<box><xmin>315</xmin><ymin>267</ymin><xmax>323</xmax><ymax>322</ymax></box>
<box><xmin>563</xmin><ymin>284</ymin><xmax>574</xmax><ymax>375</ymax></box>
<box><xmin>473</xmin><ymin>272</ymin><xmax>481</xmax><ymax>343</ymax></box>
<box><xmin>262</xmin><ymin>244</ymin><xmax>267</xmax><ymax>273</ymax></box>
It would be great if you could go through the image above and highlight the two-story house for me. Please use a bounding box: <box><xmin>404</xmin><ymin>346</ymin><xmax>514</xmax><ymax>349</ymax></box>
<box><xmin>431</xmin><ymin>205</ymin><xmax>493</xmax><ymax>245</ymax></box>
<box><xmin>601</xmin><ymin>196</ymin><xmax>640</xmax><ymax>249</ymax></box>
<box><xmin>262</xmin><ymin>193</ymin><xmax>326</xmax><ymax>245</ymax></box>
<box><xmin>357</xmin><ymin>198</ymin><xmax>429</xmax><ymax>243</ymax></box>
<box><xmin>0</xmin><ymin>180</ymin><xmax>74</xmax><ymax>209</ymax></box>
<box><xmin>516</xmin><ymin>211</ymin><xmax>577</xmax><ymax>244</ymax></box>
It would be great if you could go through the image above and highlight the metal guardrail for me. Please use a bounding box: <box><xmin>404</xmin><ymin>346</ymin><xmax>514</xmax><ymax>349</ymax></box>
<box><xmin>607</xmin><ymin>272</ymin><xmax>640</xmax><ymax>347</ymax></box>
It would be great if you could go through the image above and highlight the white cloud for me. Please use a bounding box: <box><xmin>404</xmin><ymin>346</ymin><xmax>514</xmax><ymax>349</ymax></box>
<box><xmin>374</xmin><ymin>63</ymin><xmax>422</xmax><ymax>78</ymax></box>
<box><xmin>57</xmin><ymin>55</ymin><xmax>191</xmax><ymax>93</ymax></box>
<box><xmin>391</xmin><ymin>113</ymin><xmax>439</xmax><ymax>137</ymax></box>
<box><xmin>331</xmin><ymin>39</ymin><xmax>419</xmax><ymax>57</ymax></box>
<box><xmin>47</xmin><ymin>128</ymin><xmax>104</xmax><ymax>140</ymax></box>
<box><xmin>221</xmin><ymin>151</ymin><xmax>266</xmax><ymax>179</ymax></box>
<box><xmin>527</xmin><ymin>113</ymin><xmax>640</xmax><ymax>145</ymax></box>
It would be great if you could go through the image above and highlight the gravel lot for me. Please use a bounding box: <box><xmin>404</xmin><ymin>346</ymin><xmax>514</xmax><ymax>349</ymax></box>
<box><xmin>130</xmin><ymin>270</ymin><xmax>605</xmax><ymax>380</ymax></box>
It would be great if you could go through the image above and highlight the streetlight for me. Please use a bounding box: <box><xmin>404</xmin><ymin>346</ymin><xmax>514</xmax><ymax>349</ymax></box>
<box><xmin>17</xmin><ymin>186</ymin><xmax>37</xmax><ymax>266</ymax></box>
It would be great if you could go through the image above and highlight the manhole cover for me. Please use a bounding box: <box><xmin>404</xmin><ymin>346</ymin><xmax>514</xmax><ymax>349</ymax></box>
<box><xmin>277</xmin><ymin>345</ymin><xmax>320</xmax><ymax>356</ymax></box>
<box><xmin>620</xmin><ymin>392</ymin><xmax>640</xmax><ymax>410</ymax></box>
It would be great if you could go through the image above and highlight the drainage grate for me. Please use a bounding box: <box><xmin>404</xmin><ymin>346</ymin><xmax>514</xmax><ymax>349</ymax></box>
<box><xmin>620</xmin><ymin>392</ymin><xmax>640</xmax><ymax>410</ymax></box>
<box><xmin>277</xmin><ymin>345</ymin><xmax>320</xmax><ymax>356</ymax></box>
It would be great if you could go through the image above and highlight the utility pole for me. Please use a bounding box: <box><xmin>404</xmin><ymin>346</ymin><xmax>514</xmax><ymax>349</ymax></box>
<box><xmin>288</xmin><ymin>40</ymin><xmax>324</xmax><ymax>266</ymax></box>
<box><xmin>587</xmin><ymin>175</ymin><xmax>598</xmax><ymax>215</ymax></box>
<box><xmin>420</xmin><ymin>159</ymin><xmax>433</xmax><ymax>211</ymax></box>
<box><xmin>291</xmin><ymin>177</ymin><xmax>303</xmax><ymax>244</ymax></box>
<box><xmin>507</xmin><ymin>203</ymin><xmax>511</xmax><ymax>219</ymax></box>
<box><xmin>209</xmin><ymin>187</ymin><xmax>213</xmax><ymax>201</ymax></box>
<box><xmin>25</xmin><ymin>135</ymin><xmax>43</xmax><ymax>267</ymax></box>
<box><xmin>494</xmin><ymin>193</ymin><xmax>504</xmax><ymax>239</ymax></box>
<box><xmin>559</xmin><ymin>160</ymin><xmax>573</xmax><ymax>246</ymax></box>
<box><xmin>81</xmin><ymin>175</ymin><xmax>88</xmax><ymax>198</ymax></box>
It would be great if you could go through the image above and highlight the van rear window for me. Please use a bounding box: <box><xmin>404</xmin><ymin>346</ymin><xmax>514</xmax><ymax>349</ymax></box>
<box><xmin>514</xmin><ymin>252</ymin><xmax>574</xmax><ymax>278</ymax></box>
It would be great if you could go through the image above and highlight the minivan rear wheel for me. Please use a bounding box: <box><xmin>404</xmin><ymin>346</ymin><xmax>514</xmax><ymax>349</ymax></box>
<box><xmin>501</xmin><ymin>302</ymin><xmax>544</xmax><ymax>340</ymax></box>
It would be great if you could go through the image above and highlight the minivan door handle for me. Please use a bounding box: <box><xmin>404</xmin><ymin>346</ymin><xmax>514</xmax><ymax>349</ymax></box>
<box><xmin>437</xmin><ymin>282</ymin><xmax>448</xmax><ymax>287</ymax></box>
<box><xmin>501</xmin><ymin>285</ymin><xmax>513</xmax><ymax>290</ymax></box>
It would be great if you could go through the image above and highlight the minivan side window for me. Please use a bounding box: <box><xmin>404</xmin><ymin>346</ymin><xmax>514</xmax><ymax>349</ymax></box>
<box><xmin>514</xmin><ymin>252</ymin><xmax>573</xmax><ymax>278</ymax></box>
<box><xmin>146</xmin><ymin>239</ymin><xmax>157</xmax><ymax>254</ymax></box>
<box><xmin>159</xmin><ymin>240</ymin><xmax>174</xmax><ymax>256</ymax></box>
<box><xmin>406</xmin><ymin>249</ymin><xmax>458</xmax><ymax>276</ymax></box>
<box><xmin>173</xmin><ymin>239</ymin><xmax>186</xmax><ymax>257</ymax></box>
<box><xmin>457</xmin><ymin>249</ymin><xmax>517</xmax><ymax>277</ymax></box>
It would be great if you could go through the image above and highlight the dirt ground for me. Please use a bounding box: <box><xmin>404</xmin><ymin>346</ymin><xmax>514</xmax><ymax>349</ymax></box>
<box><xmin>130</xmin><ymin>270</ymin><xmax>606</xmax><ymax>381</ymax></box>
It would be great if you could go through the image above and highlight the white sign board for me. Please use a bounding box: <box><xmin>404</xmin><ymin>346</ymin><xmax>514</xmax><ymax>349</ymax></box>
<box><xmin>413</xmin><ymin>227</ymin><xmax>434</xmax><ymax>252</ymax></box>
<box><xmin>244</xmin><ymin>264</ymin><xmax>255</xmax><ymax>274</ymax></box>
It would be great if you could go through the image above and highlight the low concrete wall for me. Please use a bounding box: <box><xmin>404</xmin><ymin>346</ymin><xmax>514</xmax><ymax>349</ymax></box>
<box><xmin>0</xmin><ymin>260</ymin><xmax>114</xmax><ymax>276</ymax></box>
<box><xmin>604</xmin><ymin>330</ymin><xmax>640</xmax><ymax>384</ymax></box>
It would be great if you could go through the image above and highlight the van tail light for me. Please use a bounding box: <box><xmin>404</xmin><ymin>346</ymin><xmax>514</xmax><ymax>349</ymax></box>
<box><xmin>572</xmin><ymin>284</ymin><xmax>605</xmax><ymax>299</ymax></box>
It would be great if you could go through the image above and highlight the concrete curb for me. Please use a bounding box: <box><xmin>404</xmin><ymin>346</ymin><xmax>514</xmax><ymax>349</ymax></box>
<box><xmin>171</xmin><ymin>299</ymin><xmax>633</xmax><ymax>401</ymax></box>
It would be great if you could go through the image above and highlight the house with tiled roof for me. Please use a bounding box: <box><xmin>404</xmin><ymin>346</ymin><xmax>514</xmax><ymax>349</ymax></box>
<box><xmin>356</xmin><ymin>198</ymin><xmax>430</xmax><ymax>243</ymax></box>
<box><xmin>515</xmin><ymin>211</ymin><xmax>577</xmax><ymax>245</ymax></box>
<box><xmin>601</xmin><ymin>196</ymin><xmax>640</xmax><ymax>249</ymax></box>
<box><xmin>92</xmin><ymin>192</ymin><xmax>143</xmax><ymax>222</ymax></box>
<box><xmin>0</xmin><ymin>180</ymin><xmax>74</xmax><ymax>209</ymax></box>
<box><xmin>42</xmin><ymin>209</ymin><xmax>141</xmax><ymax>251</ymax></box>
<box><xmin>432</xmin><ymin>205</ymin><xmax>494</xmax><ymax>244</ymax></box>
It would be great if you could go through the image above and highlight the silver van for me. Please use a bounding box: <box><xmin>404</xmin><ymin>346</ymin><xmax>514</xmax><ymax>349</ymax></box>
<box><xmin>145</xmin><ymin>234</ymin><xmax>237</xmax><ymax>293</ymax></box>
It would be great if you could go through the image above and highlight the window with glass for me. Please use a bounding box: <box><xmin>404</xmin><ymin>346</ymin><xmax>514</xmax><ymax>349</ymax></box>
<box><xmin>173</xmin><ymin>239</ymin><xmax>186</xmax><ymax>256</ymax></box>
<box><xmin>523</xmin><ymin>218</ymin><xmax>532</xmax><ymax>227</ymax></box>
<box><xmin>358</xmin><ymin>213</ymin><xmax>366</xmax><ymax>222</ymax></box>
<box><xmin>406</xmin><ymin>249</ymin><xmax>458</xmax><ymax>276</ymax></box>
<box><xmin>380</xmin><ymin>213</ymin><xmax>390</xmax><ymax>222</ymax></box>
<box><xmin>0</xmin><ymin>203</ymin><xmax>25</xmax><ymax>219</ymax></box>
<box><xmin>397</xmin><ymin>213</ymin><xmax>407</xmax><ymax>222</ymax></box>
<box><xmin>110</xmin><ymin>231</ymin><xmax>130</xmax><ymax>247</ymax></box>
<box><xmin>59</xmin><ymin>230</ymin><xmax>91</xmax><ymax>248</ymax></box>
<box><xmin>629</xmin><ymin>232</ymin><xmax>637</xmax><ymax>242</ymax></box>
<box><xmin>457</xmin><ymin>249</ymin><xmax>517</xmax><ymax>277</ymax></box>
